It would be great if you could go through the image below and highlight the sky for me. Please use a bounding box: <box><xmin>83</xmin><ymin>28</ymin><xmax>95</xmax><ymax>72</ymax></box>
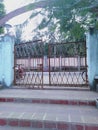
<box><xmin>3</xmin><ymin>0</ymin><xmax>35</xmax><ymax>25</ymax></box>
<box><xmin>4</xmin><ymin>0</ymin><xmax>33</xmax><ymax>13</ymax></box>
<box><xmin>3</xmin><ymin>0</ymin><xmax>43</xmax><ymax>41</ymax></box>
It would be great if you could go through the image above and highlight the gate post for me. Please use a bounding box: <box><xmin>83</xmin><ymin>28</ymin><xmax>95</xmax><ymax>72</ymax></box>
<box><xmin>1</xmin><ymin>34</ymin><xmax>14</xmax><ymax>87</ymax></box>
<box><xmin>86</xmin><ymin>28</ymin><xmax>98</xmax><ymax>90</ymax></box>
<box><xmin>0</xmin><ymin>39</ymin><xmax>3</xmax><ymax>84</ymax></box>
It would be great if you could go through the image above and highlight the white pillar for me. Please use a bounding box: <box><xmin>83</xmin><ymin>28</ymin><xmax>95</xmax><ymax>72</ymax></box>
<box><xmin>2</xmin><ymin>34</ymin><xmax>14</xmax><ymax>87</ymax></box>
<box><xmin>86</xmin><ymin>28</ymin><xmax>98</xmax><ymax>90</ymax></box>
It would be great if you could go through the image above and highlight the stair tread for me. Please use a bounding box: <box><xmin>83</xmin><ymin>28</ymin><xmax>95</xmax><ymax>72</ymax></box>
<box><xmin>0</xmin><ymin>126</ymin><xmax>42</xmax><ymax>130</ymax></box>
<box><xmin>0</xmin><ymin>102</ymin><xmax>97</xmax><ymax>125</ymax></box>
<box><xmin>0</xmin><ymin>89</ymin><xmax>97</xmax><ymax>101</ymax></box>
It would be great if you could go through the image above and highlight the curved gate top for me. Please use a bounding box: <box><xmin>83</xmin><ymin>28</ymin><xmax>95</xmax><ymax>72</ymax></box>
<box><xmin>14</xmin><ymin>40</ymin><xmax>88</xmax><ymax>89</ymax></box>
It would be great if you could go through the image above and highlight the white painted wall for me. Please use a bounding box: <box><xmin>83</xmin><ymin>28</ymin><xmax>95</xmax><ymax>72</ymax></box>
<box><xmin>43</xmin><ymin>55</ymin><xmax>48</xmax><ymax>71</ymax></box>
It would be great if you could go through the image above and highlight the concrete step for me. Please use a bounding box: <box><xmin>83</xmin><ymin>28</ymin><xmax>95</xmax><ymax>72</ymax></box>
<box><xmin>0</xmin><ymin>96</ymin><xmax>96</xmax><ymax>106</ymax></box>
<box><xmin>0</xmin><ymin>126</ymin><xmax>49</xmax><ymax>130</ymax></box>
<box><xmin>0</xmin><ymin>89</ymin><xmax>97</xmax><ymax>106</ymax></box>
<box><xmin>0</xmin><ymin>102</ymin><xmax>97</xmax><ymax>130</ymax></box>
<box><xmin>0</xmin><ymin>125</ymin><xmax>97</xmax><ymax>130</ymax></box>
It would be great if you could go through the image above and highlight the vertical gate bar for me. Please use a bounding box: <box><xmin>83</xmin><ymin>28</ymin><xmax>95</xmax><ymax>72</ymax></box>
<box><xmin>64</xmin><ymin>53</ymin><xmax>66</xmax><ymax>85</ymax></box>
<box><xmin>23</xmin><ymin>59</ymin><xmax>25</xmax><ymax>86</ymax></box>
<box><xmin>41</xmin><ymin>43</ymin><xmax>43</xmax><ymax>88</ymax></box>
<box><xmin>59</xmin><ymin>55</ymin><xmax>60</xmax><ymax>71</ymax></box>
<box><xmin>48</xmin><ymin>44</ymin><xmax>51</xmax><ymax>86</ymax></box>
<box><xmin>42</xmin><ymin>55</ymin><xmax>43</xmax><ymax>89</ymax></box>
<box><xmin>36</xmin><ymin>57</ymin><xmax>38</xmax><ymax>87</ymax></box>
<box><xmin>68</xmin><ymin>56</ymin><xmax>70</xmax><ymax>86</ymax></box>
<box><xmin>31</xmin><ymin>57</ymin><xmax>33</xmax><ymax>88</ymax></box>
<box><xmin>14</xmin><ymin>45</ymin><xmax>16</xmax><ymax>85</ymax></box>
<box><xmin>37</xmin><ymin>55</ymin><xmax>39</xmax><ymax>88</ymax></box>
<box><xmin>73</xmin><ymin>52</ymin><xmax>75</xmax><ymax>85</ymax></box>
<box><xmin>84</xmin><ymin>41</ymin><xmax>88</xmax><ymax>85</ymax></box>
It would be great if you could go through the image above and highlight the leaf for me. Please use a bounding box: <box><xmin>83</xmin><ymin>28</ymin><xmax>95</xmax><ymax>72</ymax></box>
<box><xmin>29</xmin><ymin>11</ymin><xmax>40</xmax><ymax>19</ymax></box>
<box><xmin>38</xmin><ymin>16</ymin><xmax>52</xmax><ymax>30</ymax></box>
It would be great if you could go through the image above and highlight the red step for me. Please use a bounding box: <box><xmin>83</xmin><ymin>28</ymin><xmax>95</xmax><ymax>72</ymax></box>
<box><xmin>0</xmin><ymin>97</ymin><xmax>96</xmax><ymax>106</ymax></box>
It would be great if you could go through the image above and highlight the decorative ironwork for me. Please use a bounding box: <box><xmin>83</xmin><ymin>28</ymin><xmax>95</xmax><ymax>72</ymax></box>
<box><xmin>48</xmin><ymin>41</ymin><xmax>88</xmax><ymax>87</ymax></box>
<box><xmin>14</xmin><ymin>41</ymin><xmax>88</xmax><ymax>88</ymax></box>
<box><xmin>14</xmin><ymin>40</ymin><xmax>44</xmax><ymax>88</ymax></box>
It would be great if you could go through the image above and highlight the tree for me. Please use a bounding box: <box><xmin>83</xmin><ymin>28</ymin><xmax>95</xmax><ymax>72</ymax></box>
<box><xmin>1</xmin><ymin>0</ymin><xmax>97</xmax><ymax>41</ymax></box>
<box><xmin>0</xmin><ymin>1</ymin><xmax>5</xmax><ymax>34</ymax></box>
<box><xmin>14</xmin><ymin>25</ymin><xmax>23</xmax><ymax>44</ymax></box>
<box><xmin>27</xmin><ymin>0</ymin><xmax>98</xmax><ymax>42</ymax></box>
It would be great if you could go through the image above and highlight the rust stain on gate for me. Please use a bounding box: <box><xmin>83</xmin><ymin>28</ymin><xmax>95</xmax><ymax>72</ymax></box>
<box><xmin>14</xmin><ymin>41</ymin><xmax>88</xmax><ymax>88</ymax></box>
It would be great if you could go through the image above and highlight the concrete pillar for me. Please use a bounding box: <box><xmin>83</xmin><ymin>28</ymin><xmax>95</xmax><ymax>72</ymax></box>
<box><xmin>0</xmin><ymin>41</ymin><xmax>2</xmax><ymax>83</ymax></box>
<box><xmin>1</xmin><ymin>34</ymin><xmax>14</xmax><ymax>87</ymax></box>
<box><xmin>86</xmin><ymin>28</ymin><xmax>98</xmax><ymax>90</ymax></box>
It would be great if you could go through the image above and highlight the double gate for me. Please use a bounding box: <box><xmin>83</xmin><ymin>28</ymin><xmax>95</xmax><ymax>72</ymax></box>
<box><xmin>14</xmin><ymin>40</ymin><xmax>88</xmax><ymax>88</ymax></box>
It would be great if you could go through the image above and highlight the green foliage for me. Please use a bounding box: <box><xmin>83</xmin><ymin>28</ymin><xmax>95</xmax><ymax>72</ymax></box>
<box><xmin>44</xmin><ymin>43</ymin><xmax>48</xmax><ymax>55</ymax></box>
<box><xmin>29</xmin><ymin>11</ymin><xmax>40</xmax><ymax>19</ymax></box>
<box><xmin>0</xmin><ymin>27</ymin><xmax>4</xmax><ymax>33</ymax></box>
<box><xmin>38</xmin><ymin>17</ymin><xmax>52</xmax><ymax>30</ymax></box>
<box><xmin>27</xmin><ymin>0</ymin><xmax>98</xmax><ymax>41</ymax></box>
<box><xmin>74</xmin><ymin>0</ymin><xmax>92</xmax><ymax>8</ymax></box>
<box><xmin>95</xmin><ymin>21</ymin><xmax>98</xmax><ymax>30</ymax></box>
<box><xmin>0</xmin><ymin>2</ymin><xmax>5</xmax><ymax>34</ymax></box>
<box><xmin>70</xmin><ymin>22</ymin><xmax>85</xmax><ymax>41</ymax></box>
<box><xmin>15</xmin><ymin>26</ymin><xmax>22</xmax><ymax>44</ymax></box>
<box><xmin>0</xmin><ymin>2</ymin><xmax>5</xmax><ymax>18</ymax></box>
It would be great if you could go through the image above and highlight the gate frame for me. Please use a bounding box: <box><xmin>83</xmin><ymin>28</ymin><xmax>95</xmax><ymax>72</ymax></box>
<box><xmin>14</xmin><ymin>40</ymin><xmax>88</xmax><ymax>88</ymax></box>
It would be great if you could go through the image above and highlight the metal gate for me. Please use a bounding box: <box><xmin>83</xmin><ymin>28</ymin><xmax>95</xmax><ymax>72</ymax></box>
<box><xmin>14</xmin><ymin>40</ymin><xmax>44</xmax><ymax>88</ymax></box>
<box><xmin>14</xmin><ymin>41</ymin><xmax>88</xmax><ymax>88</ymax></box>
<box><xmin>48</xmin><ymin>41</ymin><xmax>88</xmax><ymax>87</ymax></box>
